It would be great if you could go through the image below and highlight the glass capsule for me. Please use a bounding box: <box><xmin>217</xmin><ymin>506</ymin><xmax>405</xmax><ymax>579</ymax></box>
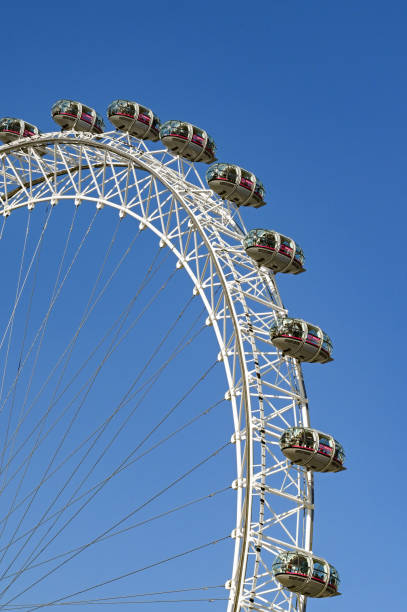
<box><xmin>206</xmin><ymin>163</ymin><xmax>265</xmax><ymax>208</ymax></box>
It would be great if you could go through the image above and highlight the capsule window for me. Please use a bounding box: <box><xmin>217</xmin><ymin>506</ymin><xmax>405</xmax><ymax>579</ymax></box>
<box><xmin>318</xmin><ymin>435</ymin><xmax>333</xmax><ymax>455</ymax></box>
<box><xmin>290</xmin><ymin>321</ymin><xmax>304</xmax><ymax>338</ymax></box>
<box><xmin>81</xmin><ymin>105</ymin><xmax>93</xmax><ymax>116</ymax></box>
<box><xmin>280</xmin><ymin>431</ymin><xmax>289</xmax><ymax>446</ymax></box>
<box><xmin>280</xmin><ymin>428</ymin><xmax>296</xmax><ymax>446</ymax></box>
<box><xmin>108</xmin><ymin>100</ymin><xmax>122</xmax><ymax>115</ymax></box>
<box><xmin>161</xmin><ymin>121</ymin><xmax>186</xmax><ymax>136</ymax></box>
<box><xmin>53</xmin><ymin>100</ymin><xmax>74</xmax><ymax>115</ymax></box>
<box><xmin>206</xmin><ymin>167</ymin><xmax>217</xmax><ymax>182</ymax></box>
<box><xmin>273</xmin><ymin>552</ymin><xmax>310</xmax><ymax>576</ymax></box>
<box><xmin>243</xmin><ymin>231</ymin><xmax>255</xmax><ymax>248</ymax></box>
<box><xmin>333</xmin><ymin>442</ymin><xmax>345</xmax><ymax>463</ymax></box>
<box><xmin>7</xmin><ymin>119</ymin><xmax>22</xmax><ymax>133</ymax></box>
<box><xmin>322</xmin><ymin>333</ymin><xmax>332</xmax><ymax>353</ymax></box>
<box><xmin>24</xmin><ymin>123</ymin><xmax>36</xmax><ymax>135</ymax></box>
<box><xmin>176</xmin><ymin>122</ymin><xmax>189</xmax><ymax>137</ymax></box>
<box><xmin>245</xmin><ymin>230</ymin><xmax>274</xmax><ymax>249</ymax></box>
<box><xmin>294</xmin><ymin>245</ymin><xmax>304</xmax><ymax>263</ymax></box>
<box><xmin>312</xmin><ymin>560</ymin><xmax>327</xmax><ymax>582</ymax></box>
<box><xmin>226</xmin><ymin>165</ymin><xmax>238</xmax><ymax>183</ymax></box>
<box><xmin>55</xmin><ymin>101</ymin><xmax>79</xmax><ymax>116</ymax></box>
<box><xmin>288</xmin><ymin>554</ymin><xmax>309</xmax><ymax>575</ymax></box>
<box><xmin>328</xmin><ymin>565</ymin><xmax>339</xmax><ymax>586</ymax></box>
<box><xmin>160</xmin><ymin>122</ymin><xmax>173</xmax><ymax>137</ymax></box>
<box><xmin>280</xmin><ymin>237</ymin><xmax>293</xmax><ymax>254</ymax></box>
<box><xmin>192</xmin><ymin>131</ymin><xmax>204</xmax><ymax>145</ymax></box>
<box><xmin>280</xmin><ymin>319</ymin><xmax>303</xmax><ymax>339</ymax></box>
<box><xmin>138</xmin><ymin>106</ymin><xmax>151</xmax><ymax>124</ymax></box>
<box><xmin>69</xmin><ymin>102</ymin><xmax>79</xmax><ymax>116</ymax></box>
<box><xmin>283</xmin><ymin>428</ymin><xmax>301</xmax><ymax>447</ymax></box>
<box><xmin>261</xmin><ymin>231</ymin><xmax>277</xmax><ymax>248</ymax></box>
<box><xmin>94</xmin><ymin>115</ymin><xmax>104</xmax><ymax>130</ymax></box>
<box><xmin>272</xmin><ymin>556</ymin><xmax>285</xmax><ymax>574</ymax></box>
<box><xmin>322</xmin><ymin>340</ymin><xmax>331</xmax><ymax>352</ymax></box>
<box><xmin>302</xmin><ymin>429</ymin><xmax>315</xmax><ymax>449</ymax></box>
<box><xmin>214</xmin><ymin>164</ymin><xmax>228</xmax><ymax>178</ymax></box>
<box><xmin>240</xmin><ymin>170</ymin><xmax>253</xmax><ymax>188</ymax></box>
<box><xmin>121</xmin><ymin>101</ymin><xmax>135</xmax><ymax>115</ymax></box>
<box><xmin>254</xmin><ymin>180</ymin><xmax>265</xmax><ymax>198</ymax></box>
<box><xmin>307</xmin><ymin>325</ymin><xmax>321</xmax><ymax>337</ymax></box>
<box><xmin>306</xmin><ymin>325</ymin><xmax>321</xmax><ymax>346</ymax></box>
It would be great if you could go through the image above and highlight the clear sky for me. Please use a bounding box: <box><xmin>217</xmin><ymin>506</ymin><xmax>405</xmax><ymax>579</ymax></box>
<box><xmin>0</xmin><ymin>0</ymin><xmax>406</xmax><ymax>610</ymax></box>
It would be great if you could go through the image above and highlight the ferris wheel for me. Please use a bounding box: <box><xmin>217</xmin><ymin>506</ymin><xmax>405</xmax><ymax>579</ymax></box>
<box><xmin>0</xmin><ymin>100</ymin><xmax>345</xmax><ymax>611</ymax></box>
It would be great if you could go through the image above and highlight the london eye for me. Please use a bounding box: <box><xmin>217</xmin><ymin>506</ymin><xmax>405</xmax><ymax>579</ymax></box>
<box><xmin>0</xmin><ymin>99</ymin><xmax>344</xmax><ymax>611</ymax></box>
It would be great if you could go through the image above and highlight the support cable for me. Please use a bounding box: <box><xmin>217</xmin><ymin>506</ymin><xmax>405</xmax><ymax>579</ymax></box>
<box><xmin>12</xmin><ymin>329</ymin><xmax>217</xmax><ymax>580</ymax></box>
<box><xmin>0</xmin><ymin>210</ymin><xmax>100</xmax><ymax>570</ymax></box>
<box><xmin>0</xmin><ymin>319</ymin><xmax>212</xmax><ymax>564</ymax></box>
<box><xmin>0</xmin><ymin>211</ymin><xmax>32</xmax><ymax>479</ymax></box>
<box><xmin>23</xmin><ymin>535</ymin><xmax>230</xmax><ymax>612</ymax></box>
<box><xmin>2</xmin><ymin>442</ymin><xmax>231</xmax><ymax>605</ymax></box>
<box><xmin>0</xmin><ymin>206</ymin><xmax>78</xmax><ymax>496</ymax></box>
<box><xmin>0</xmin><ymin>584</ymin><xmax>226</xmax><ymax>609</ymax></box>
<box><xmin>0</xmin><ymin>259</ymin><xmax>180</xmax><ymax>579</ymax></box>
<box><xmin>1</xmin><ymin>487</ymin><xmax>230</xmax><ymax>582</ymax></box>
<box><xmin>0</xmin><ymin>206</ymin><xmax>53</xmax><ymax>360</ymax></box>
<box><xmin>0</xmin><ymin>207</ymin><xmax>101</xmax><ymax>459</ymax></box>
<box><xmin>0</xmin><ymin>206</ymin><xmax>56</xmax><ymax>548</ymax></box>
<box><xmin>0</xmin><ymin>232</ymin><xmax>163</xmax><ymax>482</ymax></box>
<box><xmin>0</xmin><ymin>290</ymin><xmax>205</xmax><ymax>542</ymax></box>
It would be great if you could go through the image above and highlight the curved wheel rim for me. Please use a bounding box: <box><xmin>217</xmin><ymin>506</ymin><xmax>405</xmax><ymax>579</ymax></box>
<box><xmin>0</xmin><ymin>131</ymin><xmax>313</xmax><ymax>612</ymax></box>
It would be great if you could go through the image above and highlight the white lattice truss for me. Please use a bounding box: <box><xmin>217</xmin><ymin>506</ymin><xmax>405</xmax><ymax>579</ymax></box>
<box><xmin>0</xmin><ymin>131</ymin><xmax>314</xmax><ymax>612</ymax></box>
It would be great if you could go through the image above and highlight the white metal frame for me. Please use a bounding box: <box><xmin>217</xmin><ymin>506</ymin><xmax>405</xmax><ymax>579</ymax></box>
<box><xmin>0</xmin><ymin>130</ymin><xmax>314</xmax><ymax>612</ymax></box>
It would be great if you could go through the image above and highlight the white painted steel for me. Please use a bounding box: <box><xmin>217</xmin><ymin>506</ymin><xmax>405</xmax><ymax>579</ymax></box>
<box><xmin>0</xmin><ymin>130</ymin><xmax>314</xmax><ymax>612</ymax></box>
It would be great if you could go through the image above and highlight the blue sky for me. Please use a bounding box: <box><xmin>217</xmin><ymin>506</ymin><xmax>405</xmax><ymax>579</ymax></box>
<box><xmin>0</xmin><ymin>0</ymin><xmax>406</xmax><ymax>610</ymax></box>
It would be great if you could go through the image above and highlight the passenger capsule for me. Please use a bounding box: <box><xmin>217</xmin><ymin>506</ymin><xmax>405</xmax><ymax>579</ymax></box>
<box><xmin>159</xmin><ymin>120</ymin><xmax>216</xmax><ymax>163</ymax></box>
<box><xmin>0</xmin><ymin>118</ymin><xmax>46</xmax><ymax>155</ymax></box>
<box><xmin>273</xmin><ymin>552</ymin><xmax>340</xmax><ymax>597</ymax></box>
<box><xmin>244</xmin><ymin>229</ymin><xmax>305</xmax><ymax>274</ymax></box>
<box><xmin>206</xmin><ymin>163</ymin><xmax>265</xmax><ymax>208</ymax></box>
<box><xmin>51</xmin><ymin>100</ymin><xmax>105</xmax><ymax>134</ymax></box>
<box><xmin>107</xmin><ymin>99</ymin><xmax>160</xmax><ymax>141</ymax></box>
<box><xmin>0</xmin><ymin>117</ymin><xmax>41</xmax><ymax>144</ymax></box>
<box><xmin>270</xmin><ymin>318</ymin><xmax>333</xmax><ymax>363</ymax></box>
<box><xmin>280</xmin><ymin>427</ymin><xmax>345</xmax><ymax>472</ymax></box>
